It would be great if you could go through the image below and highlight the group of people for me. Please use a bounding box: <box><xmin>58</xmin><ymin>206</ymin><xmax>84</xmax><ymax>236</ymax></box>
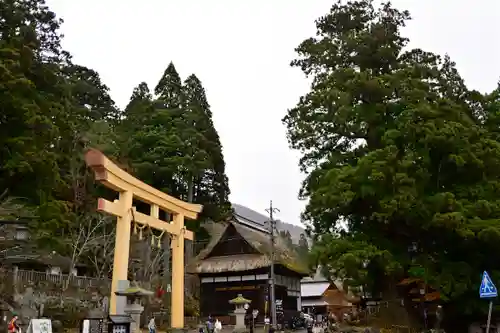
<box><xmin>303</xmin><ymin>311</ymin><xmax>344</xmax><ymax>333</ymax></box>
<box><xmin>200</xmin><ymin>315</ymin><xmax>222</xmax><ymax>333</ymax></box>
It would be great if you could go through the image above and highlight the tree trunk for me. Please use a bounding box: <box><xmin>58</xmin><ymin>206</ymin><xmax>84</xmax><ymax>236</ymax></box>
<box><xmin>187</xmin><ymin>175</ymin><xmax>194</xmax><ymax>203</ymax></box>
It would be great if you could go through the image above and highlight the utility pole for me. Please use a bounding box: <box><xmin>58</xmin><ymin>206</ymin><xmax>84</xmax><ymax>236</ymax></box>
<box><xmin>265</xmin><ymin>200</ymin><xmax>279</xmax><ymax>328</ymax></box>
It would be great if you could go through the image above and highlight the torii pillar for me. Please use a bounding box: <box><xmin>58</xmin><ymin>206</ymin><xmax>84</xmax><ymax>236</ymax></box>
<box><xmin>85</xmin><ymin>149</ymin><xmax>202</xmax><ymax>329</ymax></box>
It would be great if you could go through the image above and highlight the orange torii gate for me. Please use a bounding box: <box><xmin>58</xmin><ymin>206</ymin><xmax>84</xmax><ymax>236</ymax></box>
<box><xmin>85</xmin><ymin>149</ymin><xmax>202</xmax><ymax>329</ymax></box>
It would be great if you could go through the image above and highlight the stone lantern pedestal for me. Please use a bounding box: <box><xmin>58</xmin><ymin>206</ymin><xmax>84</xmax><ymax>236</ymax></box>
<box><xmin>229</xmin><ymin>294</ymin><xmax>251</xmax><ymax>331</ymax></box>
<box><xmin>115</xmin><ymin>286</ymin><xmax>154</xmax><ymax>333</ymax></box>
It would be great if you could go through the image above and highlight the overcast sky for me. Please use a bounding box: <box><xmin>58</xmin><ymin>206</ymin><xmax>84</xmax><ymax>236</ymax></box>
<box><xmin>46</xmin><ymin>0</ymin><xmax>500</xmax><ymax>226</ymax></box>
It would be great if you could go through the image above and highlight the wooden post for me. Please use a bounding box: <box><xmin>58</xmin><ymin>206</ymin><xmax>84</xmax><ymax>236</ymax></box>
<box><xmin>171</xmin><ymin>213</ymin><xmax>185</xmax><ymax>328</ymax></box>
<box><xmin>109</xmin><ymin>191</ymin><xmax>133</xmax><ymax>315</ymax></box>
<box><xmin>85</xmin><ymin>149</ymin><xmax>202</xmax><ymax>329</ymax></box>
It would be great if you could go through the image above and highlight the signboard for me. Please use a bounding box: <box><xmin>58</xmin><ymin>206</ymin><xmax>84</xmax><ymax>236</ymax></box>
<box><xmin>27</xmin><ymin>319</ymin><xmax>52</xmax><ymax>333</ymax></box>
<box><xmin>82</xmin><ymin>320</ymin><xmax>90</xmax><ymax>333</ymax></box>
<box><xmin>479</xmin><ymin>270</ymin><xmax>497</xmax><ymax>333</ymax></box>
<box><xmin>480</xmin><ymin>271</ymin><xmax>498</xmax><ymax>298</ymax></box>
<box><xmin>215</xmin><ymin>285</ymin><xmax>257</xmax><ymax>291</ymax></box>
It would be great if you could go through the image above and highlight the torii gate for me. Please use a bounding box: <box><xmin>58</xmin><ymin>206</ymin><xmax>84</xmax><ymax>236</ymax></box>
<box><xmin>85</xmin><ymin>149</ymin><xmax>202</xmax><ymax>329</ymax></box>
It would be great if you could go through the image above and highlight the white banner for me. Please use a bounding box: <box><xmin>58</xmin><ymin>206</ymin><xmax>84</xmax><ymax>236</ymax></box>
<box><xmin>27</xmin><ymin>319</ymin><xmax>52</xmax><ymax>333</ymax></box>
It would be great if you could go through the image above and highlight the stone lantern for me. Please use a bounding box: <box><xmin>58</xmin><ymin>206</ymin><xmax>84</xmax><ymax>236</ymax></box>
<box><xmin>115</xmin><ymin>286</ymin><xmax>154</xmax><ymax>333</ymax></box>
<box><xmin>229</xmin><ymin>294</ymin><xmax>251</xmax><ymax>331</ymax></box>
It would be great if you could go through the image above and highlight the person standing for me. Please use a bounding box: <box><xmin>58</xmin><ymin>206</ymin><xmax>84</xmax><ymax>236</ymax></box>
<box><xmin>306</xmin><ymin>315</ymin><xmax>313</xmax><ymax>333</ymax></box>
<box><xmin>148</xmin><ymin>316</ymin><xmax>156</xmax><ymax>333</ymax></box>
<box><xmin>206</xmin><ymin>316</ymin><xmax>214</xmax><ymax>333</ymax></box>
<box><xmin>8</xmin><ymin>314</ymin><xmax>19</xmax><ymax>333</ymax></box>
<box><xmin>214</xmin><ymin>318</ymin><xmax>222</xmax><ymax>333</ymax></box>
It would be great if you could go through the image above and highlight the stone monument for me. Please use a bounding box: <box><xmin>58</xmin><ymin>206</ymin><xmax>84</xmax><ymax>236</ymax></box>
<box><xmin>115</xmin><ymin>286</ymin><xmax>154</xmax><ymax>333</ymax></box>
<box><xmin>229</xmin><ymin>294</ymin><xmax>251</xmax><ymax>331</ymax></box>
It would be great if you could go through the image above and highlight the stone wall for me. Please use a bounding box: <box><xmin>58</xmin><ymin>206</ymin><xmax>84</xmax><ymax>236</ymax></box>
<box><xmin>0</xmin><ymin>268</ymin><xmax>110</xmax><ymax>330</ymax></box>
<box><xmin>0</xmin><ymin>268</ymin><xmax>200</xmax><ymax>329</ymax></box>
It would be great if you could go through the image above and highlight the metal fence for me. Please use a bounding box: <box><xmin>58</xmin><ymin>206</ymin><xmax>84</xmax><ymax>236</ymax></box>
<box><xmin>4</xmin><ymin>268</ymin><xmax>198</xmax><ymax>293</ymax></box>
<box><xmin>13</xmin><ymin>269</ymin><xmax>109</xmax><ymax>288</ymax></box>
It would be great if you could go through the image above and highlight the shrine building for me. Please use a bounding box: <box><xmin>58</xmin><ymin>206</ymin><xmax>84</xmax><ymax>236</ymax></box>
<box><xmin>300</xmin><ymin>268</ymin><xmax>356</xmax><ymax>319</ymax></box>
<box><xmin>187</xmin><ymin>205</ymin><xmax>309</xmax><ymax>323</ymax></box>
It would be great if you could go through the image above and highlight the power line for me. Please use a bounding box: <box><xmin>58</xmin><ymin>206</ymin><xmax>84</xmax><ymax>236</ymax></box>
<box><xmin>265</xmin><ymin>200</ymin><xmax>279</xmax><ymax>329</ymax></box>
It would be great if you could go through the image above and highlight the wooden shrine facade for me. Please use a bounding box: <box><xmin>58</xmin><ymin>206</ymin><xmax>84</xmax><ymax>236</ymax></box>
<box><xmin>187</xmin><ymin>219</ymin><xmax>308</xmax><ymax>323</ymax></box>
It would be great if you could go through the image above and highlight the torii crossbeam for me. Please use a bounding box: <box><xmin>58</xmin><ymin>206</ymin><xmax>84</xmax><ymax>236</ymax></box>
<box><xmin>85</xmin><ymin>149</ymin><xmax>202</xmax><ymax>329</ymax></box>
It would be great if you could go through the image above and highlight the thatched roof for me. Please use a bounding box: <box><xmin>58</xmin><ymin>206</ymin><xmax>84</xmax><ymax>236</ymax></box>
<box><xmin>186</xmin><ymin>220</ymin><xmax>309</xmax><ymax>275</ymax></box>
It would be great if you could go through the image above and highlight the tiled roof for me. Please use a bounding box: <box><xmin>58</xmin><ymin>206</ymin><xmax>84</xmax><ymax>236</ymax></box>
<box><xmin>232</xmin><ymin>203</ymin><xmax>269</xmax><ymax>233</ymax></box>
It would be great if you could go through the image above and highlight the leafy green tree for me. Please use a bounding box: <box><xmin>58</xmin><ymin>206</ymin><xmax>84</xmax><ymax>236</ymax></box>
<box><xmin>283</xmin><ymin>0</ymin><xmax>500</xmax><ymax>330</ymax></box>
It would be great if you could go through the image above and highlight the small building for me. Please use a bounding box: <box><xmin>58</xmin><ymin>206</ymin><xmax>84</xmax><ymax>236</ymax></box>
<box><xmin>187</xmin><ymin>216</ymin><xmax>309</xmax><ymax>324</ymax></box>
<box><xmin>397</xmin><ymin>277</ymin><xmax>441</xmax><ymax>329</ymax></box>
<box><xmin>300</xmin><ymin>268</ymin><xmax>354</xmax><ymax>319</ymax></box>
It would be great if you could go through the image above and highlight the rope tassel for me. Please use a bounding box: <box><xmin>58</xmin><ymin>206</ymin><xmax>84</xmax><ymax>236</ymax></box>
<box><xmin>150</xmin><ymin>230</ymin><xmax>166</xmax><ymax>249</ymax></box>
<box><xmin>131</xmin><ymin>208</ymin><xmax>147</xmax><ymax>240</ymax></box>
<box><xmin>130</xmin><ymin>207</ymin><xmax>167</xmax><ymax>249</ymax></box>
<box><xmin>134</xmin><ymin>222</ymin><xmax>147</xmax><ymax>240</ymax></box>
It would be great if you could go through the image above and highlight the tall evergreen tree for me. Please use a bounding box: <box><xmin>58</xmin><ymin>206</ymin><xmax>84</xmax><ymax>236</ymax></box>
<box><xmin>122</xmin><ymin>82</ymin><xmax>154</xmax><ymax>135</ymax></box>
<box><xmin>123</xmin><ymin>83</ymin><xmax>181</xmax><ymax>196</ymax></box>
<box><xmin>183</xmin><ymin>74</ymin><xmax>231</xmax><ymax>219</ymax></box>
<box><xmin>123</xmin><ymin>67</ymin><xmax>231</xmax><ymax>220</ymax></box>
<box><xmin>155</xmin><ymin>62</ymin><xmax>183</xmax><ymax>108</ymax></box>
